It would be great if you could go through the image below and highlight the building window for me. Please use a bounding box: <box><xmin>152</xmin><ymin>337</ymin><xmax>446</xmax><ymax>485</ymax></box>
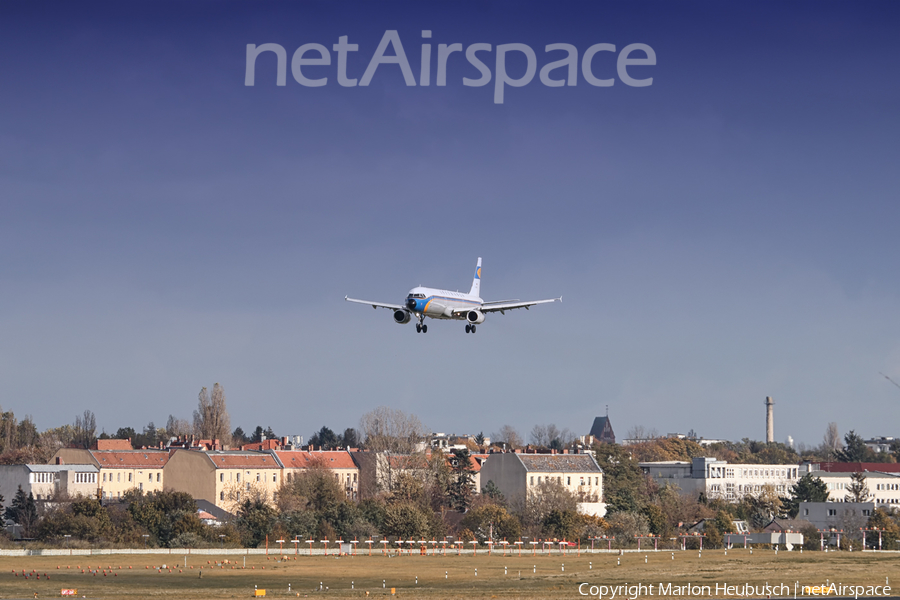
<box><xmin>220</xmin><ymin>473</ymin><xmax>224</xmax><ymax>482</ymax></box>
<box><xmin>236</xmin><ymin>473</ymin><xmax>240</xmax><ymax>483</ymax></box>
<box><xmin>117</xmin><ymin>473</ymin><xmax>121</xmax><ymax>482</ymax></box>
<box><xmin>149</xmin><ymin>473</ymin><xmax>153</xmax><ymax>481</ymax></box>
<box><xmin>567</xmin><ymin>477</ymin><xmax>571</xmax><ymax>485</ymax></box>
<box><xmin>828</xmin><ymin>509</ymin><xmax>836</xmax><ymax>516</ymax></box>
<box><xmin>103</xmin><ymin>473</ymin><xmax>107</xmax><ymax>482</ymax></box>
<box><xmin>157</xmin><ymin>473</ymin><xmax>160</xmax><ymax>482</ymax></box>
<box><xmin>220</xmin><ymin>491</ymin><xmax>225</xmax><ymax>501</ymax></box>
<box><xmin>257</xmin><ymin>473</ymin><xmax>261</xmax><ymax>482</ymax></box>
<box><xmin>128</xmin><ymin>473</ymin><xmax>132</xmax><ymax>482</ymax></box>
<box><xmin>139</xmin><ymin>483</ymin><xmax>143</xmax><ymax>491</ymax></box>
<box><xmin>273</xmin><ymin>473</ymin><xmax>277</xmax><ymax>483</ymax></box>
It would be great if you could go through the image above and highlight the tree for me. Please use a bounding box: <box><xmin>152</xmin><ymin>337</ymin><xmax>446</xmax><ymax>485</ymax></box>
<box><xmin>341</xmin><ymin>428</ymin><xmax>359</xmax><ymax>448</ymax></box>
<box><xmin>605</xmin><ymin>511</ymin><xmax>649</xmax><ymax>547</ymax></box>
<box><xmin>460</xmin><ymin>503</ymin><xmax>521</xmax><ymax>542</ymax></box>
<box><xmin>481</xmin><ymin>480</ymin><xmax>505</xmax><ymax>504</ymax></box>
<box><xmin>236</xmin><ymin>497</ymin><xmax>278</xmax><ymax>547</ymax></box>
<box><xmin>232</xmin><ymin>426</ymin><xmax>249</xmax><ymax>446</ymax></box>
<box><xmin>73</xmin><ymin>410</ymin><xmax>97</xmax><ymax>449</ymax></box>
<box><xmin>359</xmin><ymin>406</ymin><xmax>426</xmax><ymax>454</ymax></box>
<box><xmin>836</xmin><ymin>431</ymin><xmax>869</xmax><ymax>463</ymax></box>
<box><xmin>592</xmin><ymin>441</ymin><xmax>649</xmax><ymax>514</ymax></box>
<box><xmin>309</xmin><ymin>426</ymin><xmax>339</xmax><ymax>450</ymax></box>
<box><xmin>193</xmin><ymin>383</ymin><xmax>231</xmax><ymax>441</ymax></box>
<box><xmin>276</xmin><ymin>456</ymin><xmax>346</xmax><ymax>513</ymax></box>
<box><xmin>493</xmin><ymin>425</ymin><xmax>523</xmax><ymax>450</ymax></box>
<box><xmin>4</xmin><ymin>485</ymin><xmax>38</xmax><ymax>536</ymax></box>
<box><xmin>515</xmin><ymin>479</ymin><xmax>578</xmax><ymax>536</ymax></box>
<box><xmin>381</xmin><ymin>502</ymin><xmax>430</xmax><ymax>540</ymax></box>
<box><xmin>543</xmin><ymin>508</ymin><xmax>580</xmax><ymax>541</ymax></box>
<box><xmin>529</xmin><ymin>424</ymin><xmax>572</xmax><ymax>449</ymax></box>
<box><xmin>115</xmin><ymin>427</ymin><xmax>137</xmax><ymax>442</ymax></box>
<box><xmin>845</xmin><ymin>471</ymin><xmax>870</xmax><ymax>503</ymax></box>
<box><xmin>448</xmin><ymin>448</ymin><xmax>476</xmax><ymax>512</ymax></box>
<box><xmin>359</xmin><ymin>407</ymin><xmax>427</xmax><ymax>492</ymax></box>
<box><xmin>822</xmin><ymin>422</ymin><xmax>841</xmax><ymax>457</ymax></box>
<box><xmin>866</xmin><ymin>508</ymin><xmax>900</xmax><ymax>549</ymax></box>
<box><xmin>165</xmin><ymin>414</ymin><xmax>192</xmax><ymax>438</ymax></box>
<box><xmin>126</xmin><ymin>489</ymin><xmax>201</xmax><ymax>546</ymax></box>
<box><xmin>784</xmin><ymin>474</ymin><xmax>829</xmax><ymax>518</ymax></box>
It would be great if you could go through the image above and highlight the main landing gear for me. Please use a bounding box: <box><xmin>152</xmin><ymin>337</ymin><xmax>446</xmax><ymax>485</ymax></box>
<box><xmin>416</xmin><ymin>321</ymin><xmax>428</xmax><ymax>333</ymax></box>
<box><xmin>465</xmin><ymin>324</ymin><xmax>477</xmax><ymax>334</ymax></box>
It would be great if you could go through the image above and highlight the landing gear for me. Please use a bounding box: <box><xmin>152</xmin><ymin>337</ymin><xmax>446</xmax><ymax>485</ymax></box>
<box><xmin>465</xmin><ymin>324</ymin><xmax>476</xmax><ymax>334</ymax></box>
<box><xmin>416</xmin><ymin>320</ymin><xmax>428</xmax><ymax>333</ymax></box>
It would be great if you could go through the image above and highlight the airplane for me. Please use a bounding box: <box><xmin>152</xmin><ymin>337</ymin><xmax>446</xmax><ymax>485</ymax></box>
<box><xmin>345</xmin><ymin>258</ymin><xmax>560</xmax><ymax>333</ymax></box>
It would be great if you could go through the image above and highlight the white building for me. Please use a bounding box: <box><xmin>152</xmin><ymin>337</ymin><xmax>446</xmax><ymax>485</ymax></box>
<box><xmin>0</xmin><ymin>464</ymin><xmax>99</xmax><ymax>509</ymax></box>
<box><xmin>641</xmin><ymin>457</ymin><xmax>800</xmax><ymax>500</ymax></box>
<box><xmin>805</xmin><ymin>470</ymin><xmax>900</xmax><ymax>507</ymax></box>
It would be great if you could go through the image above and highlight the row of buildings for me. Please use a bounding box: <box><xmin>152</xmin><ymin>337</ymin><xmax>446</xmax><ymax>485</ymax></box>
<box><xmin>640</xmin><ymin>457</ymin><xmax>900</xmax><ymax>507</ymax></box>
<box><xmin>0</xmin><ymin>440</ymin><xmax>606</xmax><ymax>518</ymax></box>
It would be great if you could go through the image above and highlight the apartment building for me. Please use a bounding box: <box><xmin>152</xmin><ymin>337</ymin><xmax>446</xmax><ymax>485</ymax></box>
<box><xmin>164</xmin><ymin>450</ymin><xmax>283</xmax><ymax>511</ymax></box>
<box><xmin>51</xmin><ymin>449</ymin><xmax>169</xmax><ymax>500</ymax></box>
<box><xmin>479</xmin><ymin>451</ymin><xmax>605</xmax><ymax>516</ymax></box>
<box><xmin>275</xmin><ymin>450</ymin><xmax>359</xmax><ymax>500</ymax></box>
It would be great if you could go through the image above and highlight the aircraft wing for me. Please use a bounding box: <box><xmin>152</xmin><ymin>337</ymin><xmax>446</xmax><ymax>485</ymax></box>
<box><xmin>345</xmin><ymin>296</ymin><xmax>404</xmax><ymax>311</ymax></box>
<box><xmin>471</xmin><ymin>297</ymin><xmax>562</xmax><ymax>314</ymax></box>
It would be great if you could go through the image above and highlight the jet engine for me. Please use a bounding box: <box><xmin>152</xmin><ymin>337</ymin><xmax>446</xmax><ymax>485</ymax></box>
<box><xmin>466</xmin><ymin>310</ymin><xmax>485</xmax><ymax>324</ymax></box>
<box><xmin>393</xmin><ymin>309</ymin><xmax>412</xmax><ymax>324</ymax></box>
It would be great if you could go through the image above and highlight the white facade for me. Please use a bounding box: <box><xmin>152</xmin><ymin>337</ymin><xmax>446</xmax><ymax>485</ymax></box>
<box><xmin>0</xmin><ymin>464</ymin><xmax>99</xmax><ymax>510</ymax></box>
<box><xmin>808</xmin><ymin>470</ymin><xmax>900</xmax><ymax>507</ymax></box>
<box><xmin>641</xmin><ymin>457</ymin><xmax>800</xmax><ymax>500</ymax></box>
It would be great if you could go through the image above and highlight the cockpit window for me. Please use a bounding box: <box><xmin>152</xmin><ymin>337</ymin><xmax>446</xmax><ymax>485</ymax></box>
<box><xmin>407</xmin><ymin>293</ymin><xmax>426</xmax><ymax>299</ymax></box>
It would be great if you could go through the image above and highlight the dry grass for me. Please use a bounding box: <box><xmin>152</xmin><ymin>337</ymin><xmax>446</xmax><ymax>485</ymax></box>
<box><xmin>0</xmin><ymin>549</ymin><xmax>897</xmax><ymax>599</ymax></box>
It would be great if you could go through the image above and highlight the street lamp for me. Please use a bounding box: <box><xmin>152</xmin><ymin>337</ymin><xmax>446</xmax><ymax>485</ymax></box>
<box><xmin>142</xmin><ymin>534</ymin><xmax>150</xmax><ymax>548</ymax></box>
<box><xmin>63</xmin><ymin>534</ymin><xmax>71</xmax><ymax>549</ymax></box>
<box><xmin>219</xmin><ymin>534</ymin><xmax>225</xmax><ymax>548</ymax></box>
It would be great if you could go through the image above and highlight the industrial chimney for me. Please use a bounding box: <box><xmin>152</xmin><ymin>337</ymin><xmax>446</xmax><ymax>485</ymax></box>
<box><xmin>765</xmin><ymin>396</ymin><xmax>774</xmax><ymax>443</ymax></box>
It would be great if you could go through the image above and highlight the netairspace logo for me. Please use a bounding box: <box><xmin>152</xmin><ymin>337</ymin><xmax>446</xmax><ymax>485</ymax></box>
<box><xmin>245</xmin><ymin>30</ymin><xmax>656</xmax><ymax>104</ymax></box>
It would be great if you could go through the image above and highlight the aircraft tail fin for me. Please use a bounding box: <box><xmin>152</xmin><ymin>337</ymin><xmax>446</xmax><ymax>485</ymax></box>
<box><xmin>469</xmin><ymin>257</ymin><xmax>482</xmax><ymax>297</ymax></box>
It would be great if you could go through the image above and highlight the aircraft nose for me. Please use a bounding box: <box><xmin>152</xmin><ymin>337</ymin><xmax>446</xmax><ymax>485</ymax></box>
<box><xmin>406</xmin><ymin>298</ymin><xmax>417</xmax><ymax>310</ymax></box>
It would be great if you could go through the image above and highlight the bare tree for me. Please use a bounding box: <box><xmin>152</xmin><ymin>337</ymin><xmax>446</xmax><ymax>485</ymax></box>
<box><xmin>530</xmin><ymin>424</ymin><xmax>549</xmax><ymax>447</ymax></box>
<box><xmin>73</xmin><ymin>410</ymin><xmax>97</xmax><ymax>449</ymax></box>
<box><xmin>165</xmin><ymin>414</ymin><xmax>192</xmax><ymax>438</ymax></box>
<box><xmin>822</xmin><ymin>422</ymin><xmax>841</xmax><ymax>457</ymax></box>
<box><xmin>193</xmin><ymin>383</ymin><xmax>231</xmax><ymax>441</ymax></box>
<box><xmin>529</xmin><ymin>423</ymin><xmax>574</xmax><ymax>448</ymax></box>
<box><xmin>359</xmin><ymin>406</ymin><xmax>427</xmax><ymax>492</ymax></box>
<box><xmin>359</xmin><ymin>406</ymin><xmax>426</xmax><ymax>455</ymax></box>
<box><xmin>493</xmin><ymin>425</ymin><xmax>523</xmax><ymax>449</ymax></box>
<box><xmin>626</xmin><ymin>425</ymin><xmax>659</xmax><ymax>441</ymax></box>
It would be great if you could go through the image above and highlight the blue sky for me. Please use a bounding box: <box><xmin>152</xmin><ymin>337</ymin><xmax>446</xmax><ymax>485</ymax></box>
<box><xmin>1</xmin><ymin>1</ymin><xmax>899</xmax><ymax>447</ymax></box>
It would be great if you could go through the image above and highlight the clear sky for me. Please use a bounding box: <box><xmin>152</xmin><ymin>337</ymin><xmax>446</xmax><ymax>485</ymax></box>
<box><xmin>1</xmin><ymin>1</ymin><xmax>899</xmax><ymax>447</ymax></box>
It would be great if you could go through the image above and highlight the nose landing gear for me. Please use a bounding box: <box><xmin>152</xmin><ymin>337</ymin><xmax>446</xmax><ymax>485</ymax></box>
<box><xmin>416</xmin><ymin>319</ymin><xmax>428</xmax><ymax>333</ymax></box>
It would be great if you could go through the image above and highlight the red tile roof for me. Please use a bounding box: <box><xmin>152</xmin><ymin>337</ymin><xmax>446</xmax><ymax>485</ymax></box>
<box><xmin>90</xmin><ymin>450</ymin><xmax>169</xmax><ymax>467</ymax></box>
<box><xmin>205</xmin><ymin>452</ymin><xmax>281</xmax><ymax>469</ymax></box>
<box><xmin>276</xmin><ymin>451</ymin><xmax>357</xmax><ymax>470</ymax></box>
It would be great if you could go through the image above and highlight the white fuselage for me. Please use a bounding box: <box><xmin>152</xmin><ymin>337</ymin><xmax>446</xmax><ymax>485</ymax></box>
<box><xmin>405</xmin><ymin>286</ymin><xmax>482</xmax><ymax>320</ymax></box>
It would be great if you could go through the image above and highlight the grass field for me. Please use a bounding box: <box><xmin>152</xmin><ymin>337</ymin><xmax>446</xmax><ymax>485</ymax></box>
<box><xmin>1</xmin><ymin>549</ymin><xmax>897</xmax><ymax>599</ymax></box>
